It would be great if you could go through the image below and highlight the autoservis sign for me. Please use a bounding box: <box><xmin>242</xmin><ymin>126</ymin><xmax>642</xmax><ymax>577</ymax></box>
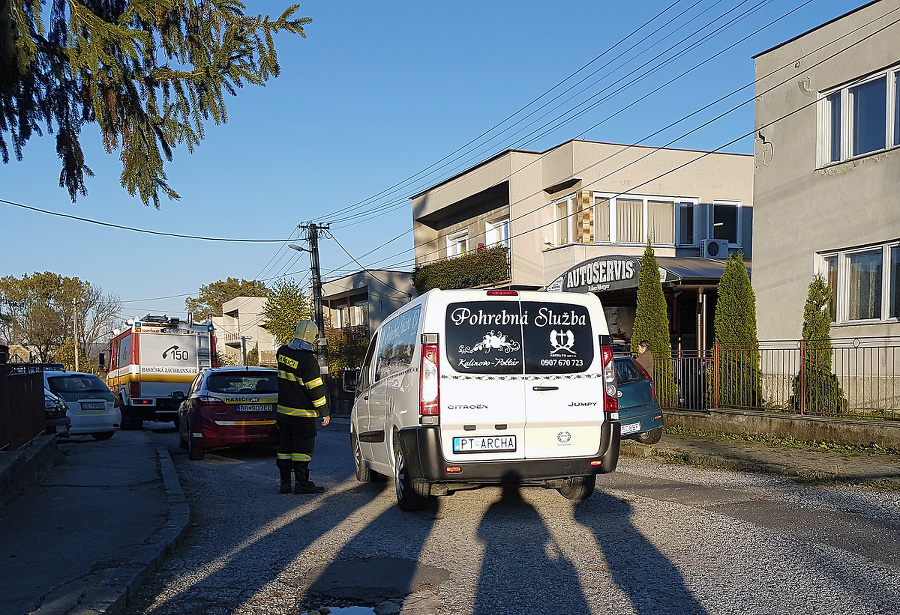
<box><xmin>546</xmin><ymin>256</ymin><xmax>643</xmax><ymax>293</ymax></box>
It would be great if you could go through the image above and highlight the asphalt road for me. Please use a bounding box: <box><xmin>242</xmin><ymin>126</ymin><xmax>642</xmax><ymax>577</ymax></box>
<box><xmin>130</xmin><ymin>420</ymin><xmax>900</xmax><ymax>615</ymax></box>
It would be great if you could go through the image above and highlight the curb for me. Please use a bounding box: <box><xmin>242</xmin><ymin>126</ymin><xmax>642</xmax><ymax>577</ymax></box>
<box><xmin>68</xmin><ymin>448</ymin><xmax>191</xmax><ymax>615</ymax></box>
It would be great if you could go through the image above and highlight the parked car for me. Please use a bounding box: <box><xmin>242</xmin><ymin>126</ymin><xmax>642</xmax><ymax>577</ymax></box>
<box><xmin>43</xmin><ymin>387</ymin><xmax>71</xmax><ymax>436</ymax></box>
<box><xmin>614</xmin><ymin>356</ymin><xmax>664</xmax><ymax>444</ymax></box>
<box><xmin>178</xmin><ymin>366</ymin><xmax>279</xmax><ymax>460</ymax></box>
<box><xmin>44</xmin><ymin>370</ymin><xmax>121</xmax><ymax>440</ymax></box>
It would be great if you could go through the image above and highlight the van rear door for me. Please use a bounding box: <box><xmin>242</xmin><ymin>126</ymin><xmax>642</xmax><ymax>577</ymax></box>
<box><xmin>520</xmin><ymin>299</ymin><xmax>601</xmax><ymax>459</ymax></box>
<box><xmin>441</xmin><ymin>298</ymin><xmax>526</xmax><ymax>462</ymax></box>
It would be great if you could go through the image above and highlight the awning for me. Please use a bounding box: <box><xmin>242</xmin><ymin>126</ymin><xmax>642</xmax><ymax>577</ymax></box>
<box><xmin>546</xmin><ymin>255</ymin><xmax>748</xmax><ymax>294</ymax></box>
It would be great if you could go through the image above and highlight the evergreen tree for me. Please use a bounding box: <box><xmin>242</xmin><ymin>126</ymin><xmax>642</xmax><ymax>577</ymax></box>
<box><xmin>246</xmin><ymin>343</ymin><xmax>259</xmax><ymax>366</ymax></box>
<box><xmin>789</xmin><ymin>275</ymin><xmax>848</xmax><ymax>413</ymax></box>
<box><xmin>1</xmin><ymin>1</ymin><xmax>310</xmax><ymax>206</ymax></box>
<box><xmin>631</xmin><ymin>241</ymin><xmax>675</xmax><ymax>404</ymax></box>
<box><xmin>713</xmin><ymin>252</ymin><xmax>762</xmax><ymax>407</ymax></box>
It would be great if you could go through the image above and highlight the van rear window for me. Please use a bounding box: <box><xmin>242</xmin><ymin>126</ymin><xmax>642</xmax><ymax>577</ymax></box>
<box><xmin>445</xmin><ymin>301</ymin><xmax>593</xmax><ymax>374</ymax></box>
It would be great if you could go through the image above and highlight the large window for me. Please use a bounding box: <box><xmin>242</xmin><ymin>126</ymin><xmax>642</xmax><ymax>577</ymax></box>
<box><xmin>820</xmin><ymin>65</ymin><xmax>900</xmax><ymax>165</ymax></box>
<box><xmin>678</xmin><ymin>202</ymin><xmax>696</xmax><ymax>246</ymax></box>
<box><xmin>819</xmin><ymin>242</ymin><xmax>900</xmax><ymax>324</ymax></box>
<box><xmin>554</xmin><ymin>196</ymin><xmax>578</xmax><ymax>245</ymax></box>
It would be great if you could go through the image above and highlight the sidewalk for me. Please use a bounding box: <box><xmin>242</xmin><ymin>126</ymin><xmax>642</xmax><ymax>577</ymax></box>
<box><xmin>0</xmin><ymin>432</ymin><xmax>189</xmax><ymax>615</ymax></box>
<box><xmin>1</xmin><ymin>413</ymin><xmax>898</xmax><ymax>614</ymax></box>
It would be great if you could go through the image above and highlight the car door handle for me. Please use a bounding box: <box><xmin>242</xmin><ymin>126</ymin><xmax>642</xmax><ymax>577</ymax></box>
<box><xmin>533</xmin><ymin>386</ymin><xmax>559</xmax><ymax>391</ymax></box>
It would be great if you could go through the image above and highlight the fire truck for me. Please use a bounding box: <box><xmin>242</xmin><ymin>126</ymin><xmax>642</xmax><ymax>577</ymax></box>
<box><xmin>105</xmin><ymin>315</ymin><xmax>217</xmax><ymax>429</ymax></box>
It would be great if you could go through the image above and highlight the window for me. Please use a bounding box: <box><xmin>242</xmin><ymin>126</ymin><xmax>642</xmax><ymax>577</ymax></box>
<box><xmin>678</xmin><ymin>202</ymin><xmax>696</xmax><ymax>246</ymax></box>
<box><xmin>595</xmin><ymin>198</ymin><xmax>611</xmax><ymax>242</ymax></box>
<box><xmin>485</xmin><ymin>217</ymin><xmax>510</xmax><ymax>248</ymax></box>
<box><xmin>616</xmin><ymin>198</ymin><xmax>643</xmax><ymax>243</ymax></box>
<box><xmin>647</xmin><ymin>200</ymin><xmax>674</xmax><ymax>244</ymax></box>
<box><xmin>352</xmin><ymin>300</ymin><xmax>368</xmax><ymax>326</ymax></box>
<box><xmin>820</xmin><ymin>65</ymin><xmax>900</xmax><ymax>165</ymax></box>
<box><xmin>446</xmin><ymin>230</ymin><xmax>469</xmax><ymax>257</ymax></box>
<box><xmin>712</xmin><ymin>201</ymin><xmax>740</xmax><ymax>245</ymax></box>
<box><xmin>335</xmin><ymin>305</ymin><xmax>349</xmax><ymax>328</ymax></box>
<box><xmin>554</xmin><ymin>196</ymin><xmax>578</xmax><ymax>245</ymax></box>
<box><xmin>818</xmin><ymin>242</ymin><xmax>900</xmax><ymax>324</ymax></box>
<box><xmin>374</xmin><ymin>306</ymin><xmax>421</xmax><ymax>381</ymax></box>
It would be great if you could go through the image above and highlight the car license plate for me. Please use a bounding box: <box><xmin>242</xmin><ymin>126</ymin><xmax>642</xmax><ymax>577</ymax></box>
<box><xmin>620</xmin><ymin>422</ymin><xmax>641</xmax><ymax>436</ymax></box>
<box><xmin>237</xmin><ymin>404</ymin><xmax>274</xmax><ymax>412</ymax></box>
<box><xmin>453</xmin><ymin>435</ymin><xmax>516</xmax><ymax>453</ymax></box>
<box><xmin>80</xmin><ymin>402</ymin><xmax>105</xmax><ymax>413</ymax></box>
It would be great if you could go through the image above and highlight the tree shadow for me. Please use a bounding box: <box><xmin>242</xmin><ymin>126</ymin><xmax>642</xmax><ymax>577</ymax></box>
<box><xmin>573</xmin><ymin>490</ymin><xmax>708</xmax><ymax>615</ymax></box>
<box><xmin>475</xmin><ymin>472</ymin><xmax>591</xmax><ymax>615</ymax></box>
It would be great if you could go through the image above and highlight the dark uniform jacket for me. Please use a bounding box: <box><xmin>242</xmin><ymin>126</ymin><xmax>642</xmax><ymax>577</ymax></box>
<box><xmin>276</xmin><ymin>343</ymin><xmax>330</xmax><ymax>422</ymax></box>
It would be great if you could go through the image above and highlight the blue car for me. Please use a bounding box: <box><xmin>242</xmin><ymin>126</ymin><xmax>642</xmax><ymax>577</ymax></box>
<box><xmin>614</xmin><ymin>356</ymin><xmax>664</xmax><ymax>444</ymax></box>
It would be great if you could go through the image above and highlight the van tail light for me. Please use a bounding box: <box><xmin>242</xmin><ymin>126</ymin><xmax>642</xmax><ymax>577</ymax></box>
<box><xmin>419</xmin><ymin>341</ymin><xmax>440</xmax><ymax>416</ymax></box>
<box><xmin>129</xmin><ymin>382</ymin><xmax>141</xmax><ymax>398</ymax></box>
<box><xmin>600</xmin><ymin>343</ymin><xmax>618</xmax><ymax>414</ymax></box>
<box><xmin>487</xmin><ymin>290</ymin><xmax>518</xmax><ymax>296</ymax></box>
<box><xmin>197</xmin><ymin>396</ymin><xmax>228</xmax><ymax>416</ymax></box>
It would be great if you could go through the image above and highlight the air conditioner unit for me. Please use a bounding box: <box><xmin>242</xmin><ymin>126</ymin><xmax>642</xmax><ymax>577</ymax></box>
<box><xmin>701</xmin><ymin>239</ymin><xmax>729</xmax><ymax>259</ymax></box>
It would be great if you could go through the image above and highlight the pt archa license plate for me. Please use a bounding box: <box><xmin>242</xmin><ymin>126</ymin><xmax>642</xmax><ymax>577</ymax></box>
<box><xmin>453</xmin><ymin>435</ymin><xmax>517</xmax><ymax>453</ymax></box>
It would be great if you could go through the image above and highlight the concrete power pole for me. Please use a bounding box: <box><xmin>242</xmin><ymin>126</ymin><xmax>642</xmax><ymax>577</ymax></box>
<box><xmin>290</xmin><ymin>223</ymin><xmax>330</xmax><ymax>379</ymax></box>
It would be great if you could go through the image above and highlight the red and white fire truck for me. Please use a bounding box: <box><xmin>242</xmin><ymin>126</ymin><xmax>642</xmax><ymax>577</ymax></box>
<box><xmin>105</xmin><ymin>315</ymin><xmax>217</xmax><ymax>429</ymax></box>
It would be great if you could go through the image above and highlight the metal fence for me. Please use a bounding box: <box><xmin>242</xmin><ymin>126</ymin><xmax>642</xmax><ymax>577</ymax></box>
<box><xmin>0</xmin><ymin>363</ymin><xmax>46</xmax><ymax>451</ymax></box>
<box><xmin>658</xmin><ymin>337</ymin><xmax>900</xmax><ymax>420</ymax></box>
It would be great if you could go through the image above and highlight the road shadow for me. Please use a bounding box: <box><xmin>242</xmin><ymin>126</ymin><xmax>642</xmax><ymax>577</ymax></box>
<box><xmin>304</xmin><ymin>488</ymin><xmax>443</xmax><ymax>612</ymax></box>
<box><xmin>573</xmin><ymin>490</ymin><xmax>708</xmax><ymax>615</ymax></box>
<box><xmin>475</xmin><ymin>472</ymin><xmax>591</xmax><ymax>615</ymax></box>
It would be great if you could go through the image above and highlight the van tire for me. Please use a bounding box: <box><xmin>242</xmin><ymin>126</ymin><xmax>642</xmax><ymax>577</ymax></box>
<box><xmin>351</xmin><ymin>432</ymin><xmax>374</xmax><ymax>482</ymax></box>
<box><xmin>558</xmin><ymin>475</ymin><xmax>595</xmax><ymax>501</ymax></box>
<box><xmin>636</xmin><ymin>427</ymin><xmax>662</xmax><ymax>445</ymax></box>
<box><xmin>394</xmin><ymin>437</ymin><xmax>429</xmax><ymax>511</ymax></box>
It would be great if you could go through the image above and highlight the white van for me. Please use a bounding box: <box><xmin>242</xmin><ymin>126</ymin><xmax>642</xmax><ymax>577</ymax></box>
<box><xmin>350</xmin><ymin>288</ymin><xmax>621</xmax><ymax>511</ymax></box>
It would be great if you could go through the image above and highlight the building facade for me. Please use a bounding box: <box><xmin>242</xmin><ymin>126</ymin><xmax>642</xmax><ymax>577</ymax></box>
<box><xmin>753</xmin><ymin>0</ymin><xmax>900</xmax><ymax>341</ymax></box>
<box><xmin>412</xmin><ymin>139</ymin><xmax>754</xmax><ymax>350</ymax></box>
<box><xmin>213</xmin><ymin>296</ymin><xmax>277</xmax><ymax>365</ymax></box>
<box><xmin>321</xmin><ymin>270</ymin><xmax>415</xmax><ymax>335</ymax></box>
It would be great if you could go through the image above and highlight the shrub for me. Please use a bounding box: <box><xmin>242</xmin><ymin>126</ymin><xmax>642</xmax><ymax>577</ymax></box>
<box><xmin>413</xmin><ymin>246</ymin><xmax>509</xmax><ymax>293</ymax></box>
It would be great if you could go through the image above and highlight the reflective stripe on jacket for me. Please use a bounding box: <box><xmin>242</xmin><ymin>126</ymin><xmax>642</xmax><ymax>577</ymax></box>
<box><xmin>276</xmin><ymin>344</ymin><xmax>329</xmax><ymax>420</ymax></box>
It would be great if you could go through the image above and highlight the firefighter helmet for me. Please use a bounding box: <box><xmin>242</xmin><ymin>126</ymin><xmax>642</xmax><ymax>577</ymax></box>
<box><xmin>293</xmin><ymin>320</ymin><xmax>318</xmax><ymax>344</ymax></box>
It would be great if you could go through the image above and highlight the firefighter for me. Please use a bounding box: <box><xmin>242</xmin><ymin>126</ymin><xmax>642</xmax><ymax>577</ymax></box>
<box><xmin>275</xmin><ymin>320</ymin><xmax>330</xmax><ymax>494</ymax></box>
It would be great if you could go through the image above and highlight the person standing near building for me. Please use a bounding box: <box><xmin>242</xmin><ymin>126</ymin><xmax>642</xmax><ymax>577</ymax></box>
<box><xmin>636</xmin><ymin>339</ymin><xmax>654</xmax><ymax>381</ymax></box>
<box><xmin>276</xmin><ymin>320</ymin><xmax>330</xmax><ymax>494</ymax></box>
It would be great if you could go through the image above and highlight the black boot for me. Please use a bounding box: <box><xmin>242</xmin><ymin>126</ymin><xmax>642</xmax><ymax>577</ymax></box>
<box><xmin>279</xmin><ymin>465</ymin><xmax>292</xmax><ymax>494</ymax></box>
<box><xmin>293</xmin><ymin>462</ymin><xmax>325</xmax><ymax>494</ymax></box>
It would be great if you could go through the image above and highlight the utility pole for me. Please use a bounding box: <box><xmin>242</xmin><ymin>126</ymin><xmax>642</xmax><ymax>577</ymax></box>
<box><xmin>73</xmin><ymin>299</ymin><xmax>79</xmax><ymax>372</ymax></box>
<box><xmin>289</xmin><ymin>223</ymin><xmax>330</xmax><ymax>376</ymax></box>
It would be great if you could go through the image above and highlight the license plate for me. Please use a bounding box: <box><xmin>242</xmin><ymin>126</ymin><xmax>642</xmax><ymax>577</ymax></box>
<box><xmin>453</xmin><ymin>435</ymin><xmax>516</xmax><ymax>453</ymax></box>
<box><xmin>620</xmin><ymin>422</ymin><xmax>641</xmax><ymax>436</ymax></box>
<box><xmin>237</xmin><ymin>404</ymin><xmax>274</xmax><ymax>412</ymax></box>
<box><xmin>80</xmin><ymin>402</ymin><xmax>105</xmax><ymax>412</ymax></box>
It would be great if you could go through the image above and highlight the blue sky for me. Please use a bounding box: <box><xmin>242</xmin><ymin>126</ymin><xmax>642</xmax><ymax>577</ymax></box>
<box><xmin>0</xmin><ymin>0</ymin><xmax>862</xmax><ymax>322</ymax></box>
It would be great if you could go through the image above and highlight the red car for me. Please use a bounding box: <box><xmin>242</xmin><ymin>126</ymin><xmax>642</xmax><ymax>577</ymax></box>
<box><xmin>178</xmin><ymin>367</ymin><xmax>279</xmax><ymax>460</ymax></box>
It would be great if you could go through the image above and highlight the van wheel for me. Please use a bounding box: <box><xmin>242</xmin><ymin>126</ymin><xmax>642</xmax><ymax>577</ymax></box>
<box><xmin>558</xmin><ymin>475</ymin><xmax>595</xmax><ymax>501</ymax></box>
<box><xmin>394</xmin><ymin>438</ymin><xmax>429</xmax><ymax>511</ymax></box>
<box><xmin>351</xmin><ymin>431</ymin><xmax>374</xmax><ymax>482</ymax></box>
<box><xmin>636</xmin><ymin>427</ymin><xmax>662</xmax><ymax>445</ymax></box>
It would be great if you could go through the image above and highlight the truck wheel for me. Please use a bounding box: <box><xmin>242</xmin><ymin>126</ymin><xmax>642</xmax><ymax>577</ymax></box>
<box><xmin>558</xmin><ymin>475</ymin><xmax>595</xmax><ymax>501</ymax></box>
<box><xmin>394</xmin><ymin>437</ymin><xmax>428</xmax><ymax>511</ymax></box>
<box><xmin>120</xmin><ymin>403</ymin><xmax>143</xmax><ymax>430</ymax></box>
<box><xmin>351</xmin><ymin>431</ymin><xmax>374</xmax><ymax>482</ymax></box>
<box><xmin>637</xmin><ymin>427</ymin><xmax>662</xmax><ymax>445</ymax></box>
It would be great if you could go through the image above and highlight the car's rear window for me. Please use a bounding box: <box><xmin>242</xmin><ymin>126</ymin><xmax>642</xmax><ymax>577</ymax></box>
<box><xmin>614</xmin><ymin>358</ymin><xmax>646</xmax><ymax>384</ymax></box>
<box><xmin>445</xmin><ymin>300</ymin><xmax>593</xmax><ymax>374</ymax></box>
<box><xmin>206</xmin><ymin>372</ymin><xmax>277</xmax><ymax>394</ymax></box>
<box><xmin>47</xmin><ymin>374</ymin><xmax>109</xmax><ymax>394</ymax></box>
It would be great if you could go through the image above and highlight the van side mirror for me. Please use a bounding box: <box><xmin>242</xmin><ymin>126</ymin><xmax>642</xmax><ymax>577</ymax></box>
<box><xmin>343</xmin><ymin>368</ymin><xmax>359</xmax><ymax>394</ymax></box>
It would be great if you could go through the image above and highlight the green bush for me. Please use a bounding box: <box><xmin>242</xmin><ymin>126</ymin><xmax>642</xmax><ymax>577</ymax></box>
<box><xmin>413</xmin><ymin>246</ymin><xmax>509</xmax><ymax>292</ymax></box>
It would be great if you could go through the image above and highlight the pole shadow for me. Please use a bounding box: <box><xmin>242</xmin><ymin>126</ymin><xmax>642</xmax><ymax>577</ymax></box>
<box><xmin>475</xmin><ymin>472</ymin><xmax>591</xmax><ymax>615</ymax></box>
<box><xmin>573</xmin><ymin>490</ymin><xmax>709</xmax><ymax>615</ymax></box>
